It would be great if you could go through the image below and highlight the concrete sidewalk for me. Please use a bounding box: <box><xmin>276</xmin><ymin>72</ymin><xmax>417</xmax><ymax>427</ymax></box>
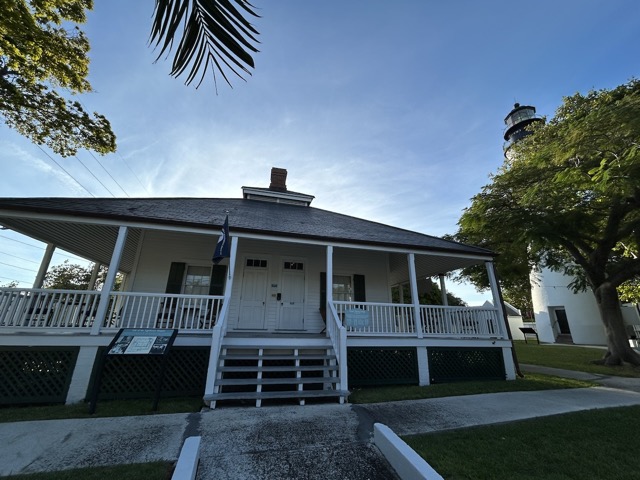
<box><xmin>521</xmin><ymin>363</ymin><xmax>640</xmax><ymax>393</ymax></box>
<box><xmin>3</xmin><ymin>385</ymin><xmax>640</xmax><ymax>479</ymax></box>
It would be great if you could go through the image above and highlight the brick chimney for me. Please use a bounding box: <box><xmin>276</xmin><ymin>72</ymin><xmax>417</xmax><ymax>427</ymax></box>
<box><xmin>269</xmin><ymin>167</ymin><xmax>288</xmax><ymax>192</ymax></box>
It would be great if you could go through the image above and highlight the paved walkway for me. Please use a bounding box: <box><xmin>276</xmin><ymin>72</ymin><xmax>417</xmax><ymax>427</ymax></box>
<box><xmin>3</xmin><ymin>369</ymin><xmax>640</xmax><ymax>478</ymax></box>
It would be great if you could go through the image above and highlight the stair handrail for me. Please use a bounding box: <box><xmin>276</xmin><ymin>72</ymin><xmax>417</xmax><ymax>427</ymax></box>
<box><xmin>327</xmin><ymin>301</ymin><xmax>348</xmax><ymax>394</ymax></box>
<box><xmin>204</xmin><ymin>299</ymin><xmax>231</xmax><ymax>403</ymax></box>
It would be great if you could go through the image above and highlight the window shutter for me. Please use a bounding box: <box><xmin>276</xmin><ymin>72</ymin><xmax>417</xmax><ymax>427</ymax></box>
<box><xmin>209</xmin><ymin>265</ymin><xmax>227</xmax><ymax>295</ymax></box>
<box><xmin>165</xmin><ymin>262</ymin><xmax>186</xmax><ymax>294</ymax></box>
<box><xmin>354</xmin><ymin>274</ymin><xmax>366</xmax><ymax>302</ymax></box>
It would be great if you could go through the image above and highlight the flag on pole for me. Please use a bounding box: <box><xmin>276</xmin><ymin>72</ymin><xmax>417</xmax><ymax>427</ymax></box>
<box><xmin>212</xmin><ymin>215</ymin><xmax>230</xmax><ymax>264</ymax></box>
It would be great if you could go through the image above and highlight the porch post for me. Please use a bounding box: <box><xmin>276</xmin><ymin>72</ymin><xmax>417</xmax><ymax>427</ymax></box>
<box><xmin>90</xmin><ymin>226</ymin><xmax>128</xmax><ymax>335</ymax></box>
<box><xmin>438</xmin><ymin>274</ymin><xmax>448</xmax><ymax>306</ymax></box>
<box><xmin>88</xmin><ymin>262</ymin><xmax>101</xmax><ymax>290</ymax></box>
<box><xmin>485</xmin><ymin>260</ymin><xmax>506</xmax><ymax>334</ymax></box>
<box><xmin>223</xmin><ymin>237</ymin><xmax>239</xmax><ymax>302</ymax></box>
<box><xmin>33</xmin><ymin>243</ymin><xmax>55</xmax><ymax>288</ymax></box>
<box><xmin>326</xmin><ymin>245</ymin><xmax>333</xmax><ymax>329</ymax></box>
<box><xmin>407</xmin><ymin>253</ymin><xmax>423</xmax><ymax>338</ymax></box>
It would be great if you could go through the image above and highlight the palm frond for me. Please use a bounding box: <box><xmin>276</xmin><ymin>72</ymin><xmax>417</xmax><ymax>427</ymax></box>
<box><xmin>150</xmin><ymin>0</ymin><xmax>260</xmax><ymax>89</ymax></box>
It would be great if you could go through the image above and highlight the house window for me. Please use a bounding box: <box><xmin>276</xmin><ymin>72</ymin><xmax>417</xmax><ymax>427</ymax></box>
<box><xmin>333</xmin><ymin>275</ymin><xmax>352</xmax><ymax>301</ymax></box>
<box><xmin>246</xmin><ymin>258</ymin><xmax>267</xmax><ymax>268</ymax></box>
<box><xmin>183</xmin><ymin>266</ymin><xmax>211</xmax><ymax>295</ymax></box>
<box><xmin>284</xmin><ymin>261</ymin><xmax>304</xmax><ymax>270</ymax></box>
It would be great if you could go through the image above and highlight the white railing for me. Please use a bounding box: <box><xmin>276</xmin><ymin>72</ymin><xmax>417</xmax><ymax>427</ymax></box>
<box><xmin>204</xmin><ymin>297</ymin><xmax>232</xmax><ymax>403</ymax></box>
<box><xmin>421</xmin><ymin>306</ymin><xmax>503</xmax><ymax>337</ymax></box>
<box><xmin>334</xmin><ymin>301</ymin><xmax>417</xmax><ymax>336</ymax></box>
<box><xmin>104</xmin><ymin>292</ymin><xmax>224</xmax><ymax>330</ymax></box>
<box><xmin>0</xmin><ymin>288</ymin><xmax>223</xmax><ymax>332</ymax></box>
<box><xmin>0</xmin><ymin>288</ymin><xmax>101</xmax><ymax>329</ymax></box>
<box><xmin>326</xmin><ymin>302</ymin><xmax>348</xmax><ymax>394</ymax></box>
<box><xmin>332</xmin><ymin>301</ymin><xmax>504</xmax><ymax>338</ymax></box>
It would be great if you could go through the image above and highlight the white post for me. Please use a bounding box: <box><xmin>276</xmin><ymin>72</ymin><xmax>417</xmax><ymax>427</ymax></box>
<box><xmin>222</xmin><ymin>237</ymin><xmax>239</xmax><ymax>314</ymax></box>
<box><xmin>33</xmin><ymin>243</ymin><xmax>55</xmax><ymax>288</ymax></box>
<box><xmin>486</xmin><ymin>260</ymin><xmax>506</xmax><ymax>337</ymax></box>
<box><xmin>439</xmin><ymin>274</ymin><xmax>448</xmax><ymax>306</ymax></box>
<box><xmin>326</xmin><ymin>245</ymin><xmax>333</xmax><ymax>338</ymax></box>
<box><xmin>90</xmin><ymin>226</ymin><xmax>128</xmax><ymax>335</ymax></box>
<box><xmin>407</xmin><ymin>253</ymin><xmax>423</xmax><ymax>338</ymax></box>
<box><xmin>88</xmin><ymin>262</ymin><xmax>101</xmax><ymax>290</ymax></box>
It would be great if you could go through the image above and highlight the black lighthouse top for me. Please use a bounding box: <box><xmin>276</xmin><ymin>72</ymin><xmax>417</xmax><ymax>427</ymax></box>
<box><xmin>503</xmin><ymin>103</ymin><xmax>543</xmax><ymax>157</ymax></box>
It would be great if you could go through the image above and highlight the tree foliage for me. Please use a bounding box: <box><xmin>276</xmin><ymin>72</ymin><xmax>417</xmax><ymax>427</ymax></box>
<box><xmin>43</xmin><ymin>260</ymin><xmax>121</xmax><ymax>291</ymax></box>
<box><xmin>453</xmin><ymin>80</ymin><xmax>640</xmax><ymax>365</ymax></box>
<box><xmin>0</xmin><ymin>0</ymin><xmax>116</xmax><ymax>156</ymax></box>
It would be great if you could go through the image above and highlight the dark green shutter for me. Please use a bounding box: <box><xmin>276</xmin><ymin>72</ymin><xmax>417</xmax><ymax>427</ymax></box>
<box><xmin>354</xmin><ymin>274</ymin><xmax>366</xmax><ymax>302</ymax></box>
<box><xmin>165</xmin><ymin>262</ymin><xmax>186</xmax><ymax>294</ymax></box>
<box><xmin>320</xmin><ymin>272</ymin><xmax>327</xmax><ymax>308</ymax></box>
<box><xmin>209</xmin><ymin>265</ymin><xmax>227</xmax><ymax>295</ymax></box>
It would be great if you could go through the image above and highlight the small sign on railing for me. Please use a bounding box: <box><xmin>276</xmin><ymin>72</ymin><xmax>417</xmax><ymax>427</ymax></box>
<box><xmin>345</xmin><ymin>308</ymin><xmax>370</xmax><ymax>328</ymax></box>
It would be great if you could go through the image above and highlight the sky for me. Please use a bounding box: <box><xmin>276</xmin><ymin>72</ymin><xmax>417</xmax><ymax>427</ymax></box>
<box><xmin>1</xmin><ymin>0</ymin><xmax>639</xmax><ymax>304</ymax></box>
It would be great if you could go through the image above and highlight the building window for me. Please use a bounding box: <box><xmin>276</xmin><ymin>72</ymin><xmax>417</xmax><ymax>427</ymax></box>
<box><xmin>284</xmin><ymin>261</ymin><xmax>304</xmax><ymax>270</ymax></box>
<box><xmin>183</xmin><ymin>266</ymin><xmax>211</xmax><ymax>295</ymax></box>
<box><xmin>333</xmin><ymin>275</ymin><xmax>352</xmax><ymax>301</ymax></box>
<box><xmin>246</xmin><ymin>258</ymin><xmax>267</xmax><ymax>268</ymax></box>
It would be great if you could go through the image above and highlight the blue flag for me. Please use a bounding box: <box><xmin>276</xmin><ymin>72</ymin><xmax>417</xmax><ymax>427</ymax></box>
<box><xmin>212</xmin><ymin>215</ymin><xmax>230</xmax><ymax>264</ymax></box>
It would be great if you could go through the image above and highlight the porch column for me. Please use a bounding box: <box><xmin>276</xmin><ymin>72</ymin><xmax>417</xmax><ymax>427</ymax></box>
<box><xmin>438</xmin><ymin>274</ymin><xmax>448</xmax><ymax>306</ymax></box>
<box><xmin>407</xmin><ymin>253</ymin><xmax>423</xmax><ymax>338</ymax></box>
<box><xmin>33</xmin><ymin>243</ymin><xmax>55</xmax><ymax>288</ymax></box>
<box><xmin>485</xmin><ymin>260</ymin><xmax>506</xmax><ymax>335</ymax></box>
<box><xmin>223</xmin><ymin>237</ymin><xmax>239</xmax><ymax>301</ymax></box>
<box><xmin>91</xmin><ymin>226</ymin><xmax>128</xmax><ymax>335</ymax></box>
<box><xmin>88</xmin><ymin>262</ymin><xmax>101</xmax><ymax>290</ymax></box>
<box><xmin>326</xmin><ymin>245</ymin><xmax>333</xmax><ymax>334</ymax></box>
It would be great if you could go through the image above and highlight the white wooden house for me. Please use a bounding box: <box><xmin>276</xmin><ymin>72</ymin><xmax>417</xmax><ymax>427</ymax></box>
<box><xmin>0</xmin><ymin>169</ymin><xmax>516</xmax><ymax>407</ymax></box>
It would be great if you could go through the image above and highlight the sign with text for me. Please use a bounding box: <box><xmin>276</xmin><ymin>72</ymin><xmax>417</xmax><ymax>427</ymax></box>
<box><xmin>107</xmin><ymin>328</ymin><xmax>177</xmax><ymax>356</ymax></box>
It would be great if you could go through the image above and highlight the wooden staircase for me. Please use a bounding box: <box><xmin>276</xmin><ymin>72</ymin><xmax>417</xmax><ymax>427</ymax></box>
<box><xmin>204</xmin><ymin>339</ymin><xmax>348</xmax><ymax>408</ymax></box>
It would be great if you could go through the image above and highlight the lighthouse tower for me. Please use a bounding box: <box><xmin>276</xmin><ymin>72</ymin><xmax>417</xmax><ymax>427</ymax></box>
<box><xmin>502</xmin><ymin>103</ymin><xmax>543</xmax><ymax>159</ymax></box>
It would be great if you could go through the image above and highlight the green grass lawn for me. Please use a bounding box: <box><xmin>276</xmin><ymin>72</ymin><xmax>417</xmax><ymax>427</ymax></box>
<box><xmin>0</xmin><ymin>396</ymin><xmax>204</xmax><ymax>424</ymax></box>
<box><xmin>2</xmin><ymin>462</ymin><xmax>172</xmax><ymax>480</ymax></box>
<box><xmin>349</xmin><ymin>373</ymin><xmax>594</xmax><ymax>404</ymax></box>
<box><xmin>405</xmin><ymin>405</ymin><xmax>640</xmax><ymax>480</ymax></box>
<box><xmin>514</xmin><ymin>340</ymin><xmax>640</xmax><ymax>377</ymax></box>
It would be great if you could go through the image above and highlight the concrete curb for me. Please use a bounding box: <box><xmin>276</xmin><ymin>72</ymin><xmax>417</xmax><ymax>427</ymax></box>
<box><xmin>373</xmin><ymin>423</ymin><xmax>443</xmax><ymax>480</ymax></box>
<box><xmin>172</xmin><ymin>436</ymin><xmax>201</xmax><ymax>480</ymax></box>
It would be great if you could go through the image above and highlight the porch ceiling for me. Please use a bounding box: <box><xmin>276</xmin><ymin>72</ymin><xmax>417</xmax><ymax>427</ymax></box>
<box><xmin>0</xmin><ymin>217</ymin><xmax>140</xmax><ymax>273</ymax></box>
<box><xmin>388</xmin><ymin>251</ymin><xmax>484</xmax><ymax>285</ymax></box>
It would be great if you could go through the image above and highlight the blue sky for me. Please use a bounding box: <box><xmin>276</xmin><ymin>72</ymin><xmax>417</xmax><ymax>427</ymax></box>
<box><xmin>1</xmin><ymin>0</ymin><xmax>639</xmax><ymax>304</ymax></box>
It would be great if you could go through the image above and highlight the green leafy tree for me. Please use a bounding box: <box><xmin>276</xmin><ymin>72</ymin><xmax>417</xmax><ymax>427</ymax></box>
<box><xmin>453</xmin><ymin>80</ymin><xmax>640</xmax><ymax>366</ymax></box>
<box><xmin>43</xmin><ymin>260</ymin><xmax>121</xmax><ymax>291</ymax></box>
<box><xmin>0</xmin><ymin>0</ymin><xmax>116</xmax><ymax>156</ymax></box>
<box><xmin>1</xmin><ymin>1</ymin><xmax>259</xmax><ymax>156</ymax></box>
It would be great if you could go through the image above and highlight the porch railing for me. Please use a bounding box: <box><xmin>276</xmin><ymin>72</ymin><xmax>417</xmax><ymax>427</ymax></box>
<box><xmin>326</xmin><ymin>302</ymin><xmax>348</xmax><ymax>393</ymax></box>
<box><xmin>333</xmin><ymin>301</ymin><xmax>504</xmax><ymax>338</ymax></box>
<box><xmin>0</xmin><ymin>288</ymin><xmax>101</xmax><ymax>328</ymax></box>
<box><xmin>0</xmin><ymin>288</ymin><xmax>223</xmax><ymax>332</ymax></box>
<box><xmin>103</xmin><ymin>292</ymin><xmax>224</xmax><ymax>330</ymax></box>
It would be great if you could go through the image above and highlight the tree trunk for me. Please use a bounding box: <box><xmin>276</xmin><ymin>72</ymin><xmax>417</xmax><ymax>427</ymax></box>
<box><xmin>594</xmin><ymin>282</ymin><xmax>640</xmax><ymax>366</ymax></box>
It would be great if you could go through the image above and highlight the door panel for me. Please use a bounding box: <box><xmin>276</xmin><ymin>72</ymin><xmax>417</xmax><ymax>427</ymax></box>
<box><xmin>238</xmin><ymin>267</ymin><xmax>267</xmax><ymax>329</ymax></box>
<box><xmin>278</xmin><ymin>262</ymin><xmax>305</xmax><ymax>330</ymax></box>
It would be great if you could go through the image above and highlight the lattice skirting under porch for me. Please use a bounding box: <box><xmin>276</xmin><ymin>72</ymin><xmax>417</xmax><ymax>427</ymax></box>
<box><xmin>428</xmin><ymin>347</ymin><xmax>506</xmax><ymax>383</ymax></box>
<box><xmin>347</xmin><ymin>347</ymin><xmax>419</xmax><ymax>387</ymax></box>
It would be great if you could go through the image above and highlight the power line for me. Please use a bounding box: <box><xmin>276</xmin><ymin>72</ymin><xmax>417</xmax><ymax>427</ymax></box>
<box><xmin>0</xmin><ymin>274</ymin><xmax>33</xmax><ymax>284</ymax></box>
<box><xmin>0</xmin><ymin>260</ymin><xmax>38</xmax><ymax>272</ymax></box>
<box><xmin>74</xmin><ymin>155</ymin><xmax>116</xmax><ymax>197</ymax></box>
<box><xmin>87</xmin><ymin>150</ymin><xmax>130</xmax><ymax>197</ymax></box>
<box><xmin>0</xmin><ymin>234</ymin><xmax>44</xmax><ymax>249</ymax></box>
<box><xmin>0</xmin><ymin>252</ymin><xmax>40</xmax><ymax>264</ymax></box>
<box><xmin>118</xmin><ymin>152</ymin><xmax>151</xmax><ymax>196</ymax></box>
<box><xmin>35</xmin><ymin>144</ymin><xmax>96</xmax><ymax>197</ymax></box>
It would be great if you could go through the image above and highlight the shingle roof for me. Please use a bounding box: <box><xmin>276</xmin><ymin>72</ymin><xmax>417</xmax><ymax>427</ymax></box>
<box><xmin>0</xmin><ymin>197</ymin><xmax>493</xmax><ymax>256</ymax></box>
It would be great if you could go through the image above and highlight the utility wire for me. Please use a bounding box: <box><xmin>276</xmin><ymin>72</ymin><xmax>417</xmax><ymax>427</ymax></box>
<box><xmin>74</xmin><ymin>155</ymin><xmax>116</xmax><ymax>197</ymax></box>
<box><xmin>0</xmin><ymin>260</ymin><xmax>38</xmax><ymax>272</ymax></box>
<box><xmin>118</xmin><ymin>151</ymin><xmax>151</xmax><ymax>196</ymax></box>
<box><xmin>87</xmin><ymin>150</ymin><xmax>130</xmax><ymax>197</ymax></box>
<box><xmin>0</xmin><ymin>234</ymin><xmax>43</xmax><ymax>249</ymax></box>
<box><xmin>35</xmin><ymin>145</ymin><xmax>96</xmax><ymax>197</ymax></box>
<box><xmin>0</xmin><ymin>274</ymin><xmax>32</xmax><ymax>284</ymax></box>
<box><xmin>0</xmin><ymin>252</ymin><xmax>40</xmax><ymax>264</ymax></box>
<box><xmin>0</xmin><ymin>235</ymin><xmax>87</xmax><ymax>262</ymax></box>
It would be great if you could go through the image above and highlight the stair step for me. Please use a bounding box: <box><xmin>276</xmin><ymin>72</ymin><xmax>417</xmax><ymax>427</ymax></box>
<box><xmin>204</xmin><ymin>389</ymin><xmax>350</xmax><ymax>402</ymax></box>
<box><xmin>222</xmin><ymin>345</ymin><xmax>330</xmax><ymax>351</ymax></box>
<box><xmin>219</xmin><ymin>364</ymin><xmax>338</xmax><ymax>373</ymax></box>
<box><xmin>216</xmin><ymin>376</ymin><xmax>339</xmax><ymax>386</ymax></box>
<box><xmin>220</xmin><ymin>354</ymin><xmax>336</xmax><ymax>361</ymax></box>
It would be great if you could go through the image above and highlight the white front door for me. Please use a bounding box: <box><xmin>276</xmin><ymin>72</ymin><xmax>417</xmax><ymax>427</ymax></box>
<box><xmin>277</xmin><ymin>260</ymin><xmax>305</xmax><ymax>330</ymax></box>
<box><xmin>238</xmin><ymin>258</ymin><xmax>268</xmax><ymax>329</ymax></box>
